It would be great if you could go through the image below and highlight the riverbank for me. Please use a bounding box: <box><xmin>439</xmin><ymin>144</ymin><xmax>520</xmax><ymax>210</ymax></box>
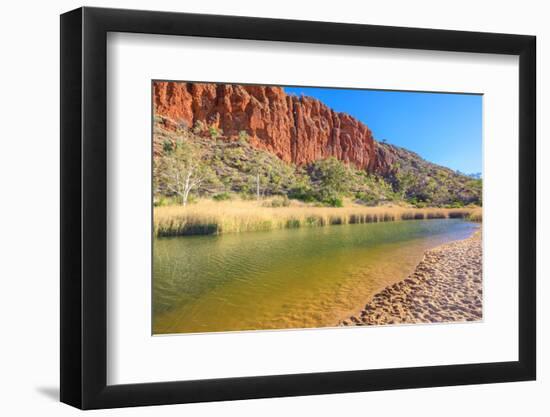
<box><xmin>154</xmin><ymin>199</ymin><xmax>482</xmax><ymax>237</ymax></box>
<box><xmin>340</xmin><ymin>229</ymin><xmax>482</xmax><ymax>326</ymax></box>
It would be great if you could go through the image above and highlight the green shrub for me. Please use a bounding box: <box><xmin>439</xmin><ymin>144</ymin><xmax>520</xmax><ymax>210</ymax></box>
<box><xmin>238</xmin><ymin>130</ymin><xmax>249</xmax><ymax>143</ymax></box>
<box><xmin>323</xmin><ymin>196</ymin><xmax>343</xmax><ymax>207</ymax></box>
<box><xmin>355</xmin><ymin>192</ymin><xmax>379</xmax><ymax>206</ymax></box>
<box><xmin>448</xmin><ymin>201</ymin><xmax>465</xmax><ymax>208</ymax></box>
<box><xmin>154</xmin><ymin>196</ymin><xmax>169</xmax><ymax>207</ymax></box>
<box><xmin>288</xmin><ymin>187</ymin><xmax>316</xmax><ymax>202</ymax></box>
<box><xmin>213</xmin><ymin>192</ymin><xmax>232</xmax><ymax>201</ymax></box>
<box><xmin>193</xmin><ymin>120</ymin><xmax>206</xmax><ymax>134</ymax></box>
<box><xmin>240</xmin><ymin>191</ymin><xmax>254</xmax><ymax>200</ymax></box>
<box><xmin>209</xmin><ymin>126</ymin><xmax>223</xmax><ymax>139</ymax></box>
<box><xmin>163</xmin><ymin>139</ymin><xmax>173</xmax><ymax>153</ymax></box>
<box><xmin>265</xmin><ymin>195</ymin><xmax>291</xmax><ymax>207</ymax></box>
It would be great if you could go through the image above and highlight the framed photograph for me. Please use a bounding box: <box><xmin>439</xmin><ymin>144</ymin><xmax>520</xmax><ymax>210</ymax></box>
<box><xmin>60</xmin><ymin>7</ymin><xmax>536</xmax><ymax>409</ymax></box>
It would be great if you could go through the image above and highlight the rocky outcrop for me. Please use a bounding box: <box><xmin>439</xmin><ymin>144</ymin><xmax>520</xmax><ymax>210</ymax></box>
<box><xmin>153</xmin><ymin>81</ymin><xmax>389</xmax><ymax>174</ymax></box>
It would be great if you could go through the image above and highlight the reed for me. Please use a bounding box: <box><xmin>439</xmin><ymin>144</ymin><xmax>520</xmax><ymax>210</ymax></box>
<box><xmin>466</xmin><ymin>207</ymin><xmax>483</xmax><ymax>222</ymax></box>
<box><xmin>154</xmin><ymin>199</ymin><xmax>481</xmax><ymax>237</ymax></box>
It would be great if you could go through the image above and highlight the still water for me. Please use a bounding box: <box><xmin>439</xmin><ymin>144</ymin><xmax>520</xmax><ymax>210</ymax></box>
<box><xmin>153</xmin><ymin>219</ymin><xmax>478</xmax><ymax>334</ymax></box>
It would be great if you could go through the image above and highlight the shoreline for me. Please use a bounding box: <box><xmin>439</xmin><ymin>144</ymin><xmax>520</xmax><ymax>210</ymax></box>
<box><xmin>154</xmin><ymin>201</ymin><xmax>481</xmax><ymax>237</ymax></box>
<box><xmin>340</xmin><ymin>228</ymin><xmax>482</xmax><ymax>326</ymax></box>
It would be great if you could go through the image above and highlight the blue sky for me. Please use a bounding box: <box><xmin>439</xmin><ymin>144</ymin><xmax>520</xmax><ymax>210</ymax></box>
<box><xmin>284</xmin><ymin>86</ymin><xmax>482</xmax><ymax>174</ymax></box>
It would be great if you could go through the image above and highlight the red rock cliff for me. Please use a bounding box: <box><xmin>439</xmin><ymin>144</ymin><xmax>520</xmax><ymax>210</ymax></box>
<box><xmin>154</xmin><ymin>81</ymin><xmax>387</xmax><ymax>173</ymax></box>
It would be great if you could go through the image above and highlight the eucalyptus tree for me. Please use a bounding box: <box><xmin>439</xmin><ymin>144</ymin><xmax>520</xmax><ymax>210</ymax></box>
<box><xmin>157</xmin><ymin>140</ymin><xmax>216</xmax><ymax>206</ymax></box>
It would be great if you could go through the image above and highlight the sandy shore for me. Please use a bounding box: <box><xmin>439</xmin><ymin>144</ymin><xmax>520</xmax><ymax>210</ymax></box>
<box><xmin>341</xmin><ymin>229</ymin><xmax>482</xmax><ymax>326</ymax></box>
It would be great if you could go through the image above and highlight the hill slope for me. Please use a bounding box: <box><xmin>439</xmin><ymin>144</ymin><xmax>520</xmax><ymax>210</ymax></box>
<box><xmin>153</xmin><ymin>81</ymin><xmax>481</xmax><ymax>207</ymax></box>
<box><xmin>154</xmin><ymin>81</ymin><xmax>380</xmax><ymax>172</ymax></box>
<box><xmin>374</xmin><ymin>142</ymin><xmax>482</xmax><ymax>206</ymax></box>
<box><xmin>153</xmin><ymin>117</ymin><xmax>481</xmax><ymax>207</ymax></box>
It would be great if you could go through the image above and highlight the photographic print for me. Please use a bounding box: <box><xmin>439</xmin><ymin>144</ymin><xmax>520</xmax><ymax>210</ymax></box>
<box><xmin>152</xmin><ymin>81</ymin><xmax>483</xmax><ymax>335</ymax></box>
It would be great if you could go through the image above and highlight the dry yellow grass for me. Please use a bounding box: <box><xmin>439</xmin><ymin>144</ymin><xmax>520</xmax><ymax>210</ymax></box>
<box><xmin>154</xmin><ymin>199</ymin><xmax>482</xmax><ymax>237</ymax></box>
<box><xmin>467</xmin><ymin>207</ymin><xmax>483</xmax><ymax>222</ymax></box>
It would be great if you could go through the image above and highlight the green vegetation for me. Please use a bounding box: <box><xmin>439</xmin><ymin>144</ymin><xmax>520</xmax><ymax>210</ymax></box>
<box><xmin>154</xmin><ymin>121</ymin><xmax>304</xmax><ymax>203</ymax></box>
<box><xmin>154</xmin><ymin>120</ymin><xmax>482</xmax><ymax>207</ymax></box>
<box><xmin>154</xmin><ymin>138</ymin><xmax>218</xmax><ymax>206</ymax></box>
<box><xmin>378</xmin><ymin>142</ymin><xmax>482</xmax><ymax>207</ymax></box>
<box><xmin>212</xmin><ymin>192</ymin><xmax>232</xmax><ymax>201</ymax></box>
<box><xmin>153</xmin><ymin>116</ymin><xmax>482</xmax><ymax>237</ymax></box>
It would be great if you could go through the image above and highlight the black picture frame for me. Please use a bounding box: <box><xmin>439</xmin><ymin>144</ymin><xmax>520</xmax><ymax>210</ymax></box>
<box><xmin>60</xmin><ymin>6</ymin><xmax>536</xmax><ymax>410</ymax></box>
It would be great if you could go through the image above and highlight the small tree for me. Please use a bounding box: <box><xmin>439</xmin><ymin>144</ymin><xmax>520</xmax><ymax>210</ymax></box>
<box><xmin>395</xmin><ymin>169</ymin><xmax>417</xmax><ymax>200</ymax></box>
<box><xmin>209</xmin><ymin>126</ymin><xmax>223</xmax><ymax>140</ymax></box>
<box><xmin>309</xmin><ymin>157</ymin><xmax>354</xmax><ymax>205</ymax></box>
<box><xmin>247</xmin><ymin>152</ymin><xmax>271</xmax><ymax>200</ymax></box>
<box><xmin>288</xmin><ymin>171</ymin><xmax>315</xmax><ymax>202</ymax></box>
<box><xmin>238</xmin><ymin>130</ymin><xmax>249</xmax><ymax>143</ymax></box>
<box><xmin>157</xmin><ymin>140</ymin><xmax>215</xmax><ymax>206</ymax></box>
<box><xmin>193</xmin><ymin>120</ymin><xmax>206</xmax><ymax>135</ymax></box>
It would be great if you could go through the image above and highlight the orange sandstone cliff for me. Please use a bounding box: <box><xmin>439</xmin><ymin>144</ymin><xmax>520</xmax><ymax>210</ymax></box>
<box><xmin>153</xmin><ymin>81</ymin><xmax>391</xmax><ymax>174</ymax></box>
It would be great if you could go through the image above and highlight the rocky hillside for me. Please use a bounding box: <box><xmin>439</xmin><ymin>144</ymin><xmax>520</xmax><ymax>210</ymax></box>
<box><xmin>153</xmin><ymin>81</ymin><xmax>481</xmax><ymax>207</ymax></box>
<box><xmin>154</xmin><ymin>81</ymin><xmax>381</xmax><ymax>173</ymax></box>
<box><xmin>374</xmin><ymin>142</ymin><xmax>482</xmax><ymax>206</ymax></box>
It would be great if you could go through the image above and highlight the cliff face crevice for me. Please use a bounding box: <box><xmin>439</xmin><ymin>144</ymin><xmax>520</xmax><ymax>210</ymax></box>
<box><xmin>153</xmin><ymin>81</ymin><xmax>393</xmax><ymax>175</ymax></box>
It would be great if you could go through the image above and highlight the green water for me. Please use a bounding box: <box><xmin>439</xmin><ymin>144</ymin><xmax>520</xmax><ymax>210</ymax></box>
<box><xmin>153</xmin><ymin>219</ymin><xmax>478</xmax><ymax>334</ymax></box>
